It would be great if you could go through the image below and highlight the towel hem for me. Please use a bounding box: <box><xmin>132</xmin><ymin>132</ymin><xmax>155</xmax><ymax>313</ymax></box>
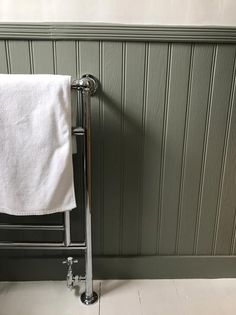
<box><xmin>0</xmin><ymin>203</ymin><xmax>76</xmax><ymax>216</ymax></box>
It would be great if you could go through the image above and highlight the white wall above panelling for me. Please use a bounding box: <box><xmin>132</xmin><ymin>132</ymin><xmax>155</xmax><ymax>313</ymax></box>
<box><xmin>0</xmin><ymin>0</ymin><xmax>235</xmax><ymax>26</ymax></box>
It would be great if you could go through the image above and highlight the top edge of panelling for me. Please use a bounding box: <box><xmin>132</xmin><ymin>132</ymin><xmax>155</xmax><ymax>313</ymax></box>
<box><xmin>0</xmin><ymin>23</ymin><xmax>236</xmax><ymax>43</ymax></box>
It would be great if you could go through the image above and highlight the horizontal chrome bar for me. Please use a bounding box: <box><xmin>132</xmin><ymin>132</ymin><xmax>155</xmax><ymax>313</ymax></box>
<box><xmin>72</xmin><ymin>242</ymin><xmax>86</xmax><ymax>247</ymax></box>
<box><xmin>0</xmin><ymin>224</ymin><xmax>65</xmax><ymax>231</ymax></box>
<box><xmin>0</xmin><ymin>246</ymin><xmax>86</xmax><ymax>251</ymax></box>
<box><xmin>0</xmin><ymin>241</ymin><xmax>86</xmax><ymax>250</ymax></box>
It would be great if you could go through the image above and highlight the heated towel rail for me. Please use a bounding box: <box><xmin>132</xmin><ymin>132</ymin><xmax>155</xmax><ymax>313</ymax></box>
<box><xmin>0</xmin><ymin>74</ymin><xmax>99</xmax><ymax>305</ymax></box>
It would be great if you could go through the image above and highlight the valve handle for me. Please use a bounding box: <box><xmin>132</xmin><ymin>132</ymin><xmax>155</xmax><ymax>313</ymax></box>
<box><xmin>62</xmin><ymin>257</ymin><xmax>78</xmax><ymax>265</ymax></box>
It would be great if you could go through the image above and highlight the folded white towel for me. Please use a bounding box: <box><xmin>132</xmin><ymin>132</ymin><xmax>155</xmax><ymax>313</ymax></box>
<box><xmin>0</xmin><ymin>74</ymin><xmax>76</xmax><ymax>215</ymax></box>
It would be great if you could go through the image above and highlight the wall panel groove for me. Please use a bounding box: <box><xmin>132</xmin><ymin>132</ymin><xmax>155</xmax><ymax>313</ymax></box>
<box><xmin>159</xmin><ymin>43</ymin><xmax>191</xmax><ymax>255</ymax></box>
<box><xmin>102</xmin><ymin>41</ymin><xmax>123</xmax><ymax>255</ymax></box>
<box><xmin>213</xmin><ymin>49</ymin><xmax>236</xmax><ymax>254</ymax></box>
<box><xmin>28</xmin><ymin>40</ymin><xmax>34</xmax><ymax>74</ymax></box>
<box><xmin>137</xmin><ymin>42</ymin><xmax>149</xmax><ymax>255</ymax></box>
<box><xmin>52</xmin><ymin>40</ymin><xmax>57</xmax><ymax>74</ymax></box>
<box><xmin>0</xmin><ymin>41</ymin><xmax>7</xmax><ymax>74</ymax></box>
<box><xmin>231</xmin><ymin>206</ymin><xmax>236</xmax><ymax>254</ymax></box>
<box><xmin>119</xmin><ymin>42</ymin><xmax>126</xmax><ymax>255</ymax></box>
<box><xmin>156</xmin><ymin>43</ymin><xmax>172</xmax><ymax>254</ymax></box>
<box><xmin>193</xmin><ymin>45</ymin><xmax>217</xmax><ymax>254</ymax></box>
<box><xmin>141</xmin><ymin>42</ymin><xmax>168</xmax><ymax>255</ymax></box>
<box><xmin>197</xmin><ymin>45</ymin><xmax>236</xmax><ymax>255</ymax></box>
<box><xmin>177</xmin><ymin>44</ymin><xmax>214</xmax><ymax>254</ymax></box>
<box><xmin>175</xmin><ymin>44</ymin><xmax>194</xmax><ymax>254</ymax></box>
<box><xmin>5</xmin><ymin>40</ymin><xmax>11</xmax><ymax>74</ymax></box>
<box><xmin>99</xmin><ymin>41</ymin><xmax>105</xmax><ymax>255</ymax></box>
<box><xmin>122</xmin><ymin>42</ymin><xmax>146</xmax><ymax>255</ymax></box>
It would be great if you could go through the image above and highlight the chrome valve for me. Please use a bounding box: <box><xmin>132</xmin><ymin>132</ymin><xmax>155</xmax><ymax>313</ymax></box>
<box><xmin>63</xmin><ymin>257</ymin><xmax>79</xmax><ymax>289</ymax></box>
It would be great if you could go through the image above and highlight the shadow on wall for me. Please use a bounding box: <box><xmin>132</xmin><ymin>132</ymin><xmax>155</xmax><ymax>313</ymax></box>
<box><xmin>91</xmin><ymin>85</ymin><xmax>163</xmax><ymax>257</ymax></box>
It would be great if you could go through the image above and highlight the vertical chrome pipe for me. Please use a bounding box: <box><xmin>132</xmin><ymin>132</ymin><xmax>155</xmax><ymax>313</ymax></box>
<box><xmin>81</xmin><ymin>88</ymin><xmax>98</xmax><ymax>305</ymax></box>
<box><xmin>72</xmin><ymin>74</ymin><xmax>98</xmax><ymax>305</ymax></box>
<box><xmin>83</xmin><ymin>90</ymin><xmax>93</xmax><ymax>299</ymax></box>
<box><xmin>64</xmin><ymin>211</ymin><xmax>71</xmax><ymax>247</ymax></box>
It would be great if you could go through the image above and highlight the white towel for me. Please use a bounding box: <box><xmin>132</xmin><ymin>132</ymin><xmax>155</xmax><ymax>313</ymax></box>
<box><xmin>0</xmin><ymin>74</ymin><xmax>76</xmax><ymax>215</ymax></box>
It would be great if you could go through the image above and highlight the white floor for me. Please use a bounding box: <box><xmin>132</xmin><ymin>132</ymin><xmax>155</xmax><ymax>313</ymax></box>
<box><xmin>0</xmin><ymin>279</ymin><xmax>236</xmax><ymax>315</ymax></box>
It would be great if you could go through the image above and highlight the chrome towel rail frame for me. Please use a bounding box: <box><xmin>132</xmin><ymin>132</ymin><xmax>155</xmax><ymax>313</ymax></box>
<box><xmin>0</xmin><ymin>74</ymin><xmax>99</xmax><ymax>305</ymax></box>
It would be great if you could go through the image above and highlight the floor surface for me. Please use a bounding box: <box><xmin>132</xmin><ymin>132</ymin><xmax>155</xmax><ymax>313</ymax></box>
<box><xmin>0</xmin><ymin>279</ymin><xmax>236</xmax><ymax>314</ymax></box>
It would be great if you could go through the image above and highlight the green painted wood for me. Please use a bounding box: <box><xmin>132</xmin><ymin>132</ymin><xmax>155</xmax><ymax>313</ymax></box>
<box><xmin>2</xmin><ymin>256</ymin><xmax>236</xmax><ymax>280</ymax></box>
<box><xmin>54</xmin><ymin>41</ymin><xmax>77</xmax><ymax>78</ymax></box>
<box><xmin>102</xmin><ymin>42</ymin><xmax>123</xmax><ymax>255</ymax></box>
<box><xmin>177</xmin><ymin>44</ymin><xmax>214</xmax><ymax>255</ymax></box>
<box><xmin>196</xmin><ymin>45</ymin><xmax>236</xmax><ymax>255</ymax></box>
<box><xmin>213</xmin><ymin>49</ymin><xmax>236</xmax><ymax>255</ymax></box>
<box><xmin>79</xmin><ymin>41</ymin><xmax>101</xmax><ymax>255</ymax></box>
<box><xmin>0</xmin><ymin>40</ymin><xmax>8</xmax><ymax>73</ymax></box>
<box><xmin>0</xmin><ymin>24</ymin><xmax>236</xmax><ymax>43</ymax></box>
<box><xmin>121</xmin><ymin>42</ymin><xmax>146</xmax><ymax>255</ymax></box>
<box><xmin>94</xmin><ymin>255</ymin><xmax>236</xmax><ymax>279</ymax></box>
<box><xmin>31</xmin><ymin>41</ymin><xmax>54</xmax><ymax>74</ymax></box>
<box><xmin>159</xmin><ymin>44</ymin><xmax>191</xmax><ymax>255</ymax></box>
<box><xmin>141</xmin><ymin>43</ymin><xmax>168</xmax><ymax>255</ymax></box>
<box><xmin>1</xmin><ymin>33</ymin><xmax>236</xmax><ymax>278</ymax></box>
<box><xmin>8</xmin><ymin>40</ymin><xmax>31</xmax><ymax>74</ymax></box>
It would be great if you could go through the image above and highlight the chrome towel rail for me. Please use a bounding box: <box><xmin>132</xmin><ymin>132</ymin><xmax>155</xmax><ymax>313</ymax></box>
<box><xmin>0</xmin><ymin>74</ymin><xmax>99</xmax><ymax>305</ymax></box>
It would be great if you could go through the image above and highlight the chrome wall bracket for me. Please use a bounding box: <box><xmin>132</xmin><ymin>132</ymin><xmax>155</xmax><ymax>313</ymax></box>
<box><xmin>72</xmin><ymin>74</ymin><xmax>99</xmax><ymax>95</ymax></box>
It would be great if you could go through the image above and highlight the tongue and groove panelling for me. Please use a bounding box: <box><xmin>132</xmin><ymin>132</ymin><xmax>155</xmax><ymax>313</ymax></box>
<box><xmin>0</xmin><ymin>33</ymin><xmax>236</xmax><ymax>276</ymax></box>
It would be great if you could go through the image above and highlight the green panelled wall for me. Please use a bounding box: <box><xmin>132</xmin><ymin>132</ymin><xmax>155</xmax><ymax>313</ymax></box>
<box><xmin>0</xmin><ymin>25</ymin><xmax>236</xmax><ymax>278</ymax></box>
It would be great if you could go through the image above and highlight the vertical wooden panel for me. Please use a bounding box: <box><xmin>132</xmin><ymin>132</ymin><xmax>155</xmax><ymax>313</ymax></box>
<box><xmin>102</xmin><ymin>42</ymin><xmax>123</xmax><ymax>255</ymax></box>
<box><xmin>8</xmin><ymin>41</ymin><xmax>31</xmax><ymax>73</ymax></box>
<box><xmin>141</xmin><ymin>43</ymin><xmax>168</xmax><ymax>255</ymax></box>
<box><xmin>122</xmin><ymin>42</ymin><xmax>146</xmax><ymax>255</ymax></box>
<box><xmin>0</xmin><ymin>41</ymin><xmax>8</xmax><ymax>73</ymax></box>
<box><xmin>32</xmin><ymin>41</ymin><xmax>54</xmax><ymax>74</ymax></box>
<box><xmin>79</xmin><ymin>41</ymin><xmax>101</xmax><ymax>254</ymax></box>
<box><xmin>55</xmin><ymin>41</ymin><xmax>77</xmax><ymax>78</ymax></box>
<box><xmin>214</xmin><ymin>48</ymin><xmax>236</xmax><ymax>255</ymax></box>
<box><xmin>159</xmin><ymin>44</ymin><xmax>191</xmax><ymax>255</ymax></box>
<box><xmin>177</xmin><ymin>44</ymin><xmax>214</xmax><ymax>254</ymax></box>
<box><xmin>196</xmin><ymin>45</ymin><xmax>236</xmax><ymax>254</ymax></box>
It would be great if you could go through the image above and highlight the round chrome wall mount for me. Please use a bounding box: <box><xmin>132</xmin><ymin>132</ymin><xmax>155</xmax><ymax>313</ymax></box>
<box><xmin>81</xmin><ymin>291</ymin><xmax>98</xmax><ymax>305</ymax></box>
<box><xmin>72</xmin><ymin>74</ymin><xmax>99</xmax><ymax>95</ymax></box>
